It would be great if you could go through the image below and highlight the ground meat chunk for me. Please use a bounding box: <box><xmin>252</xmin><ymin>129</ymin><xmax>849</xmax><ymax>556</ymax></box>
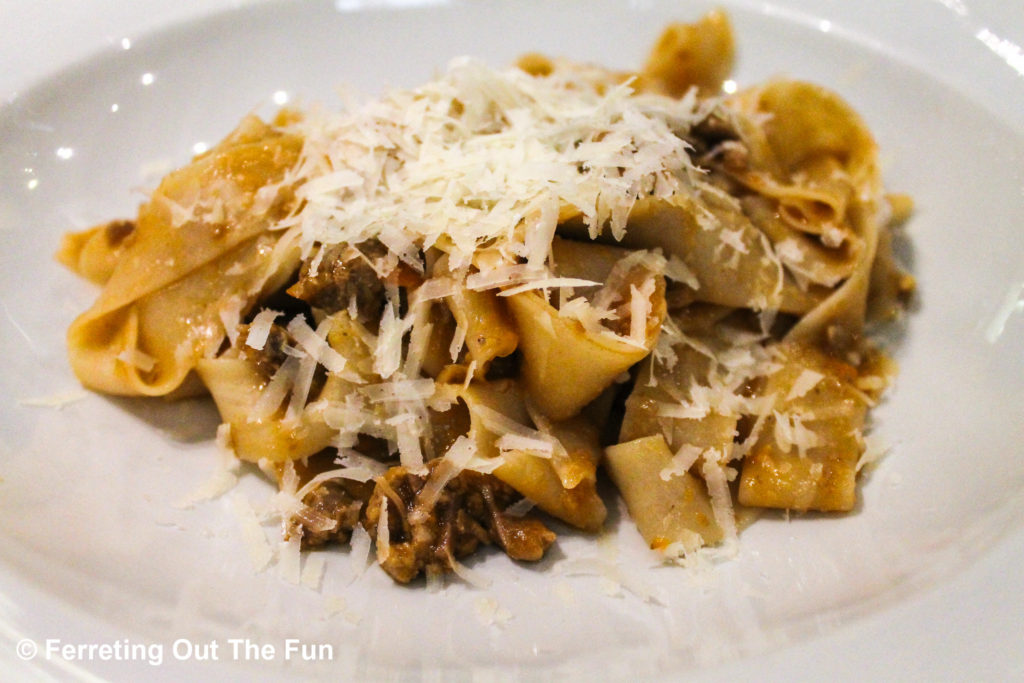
<box><xmin>291</xmin><ymin>479</ymin><xmax>374</xmax><ymax>548</ymax></box>
<box><xmin>688</xmin><ymin>111</ymin><xmax>751</xmax><ymax>176</ymax></box>
<box><xmin>363</xmin><ymin>462</ymin><xmax>556</xmax><ymax>583</ymax></box>
<box><xmin>236</xmin><ymin>322</ymin><xmax>291</xmax><ymax>376</ymax></box>
<box><xmin>232</xmin><ymin>321</ymin><xmax>325</xmax><ymax>404</ymax></box>
<box><xmin>287</xmin><ymin>241</ymin><xmax>387</xmax><ymax>320</ymax></box>
<box><xmin>688</xmin><ymin>111</ymin><xmax>739</xmax><ymax>153</ymax></box>
<box><xmin>104</xmin><ymin>219</ymin><xmax>135</xmax><ymax>247</ymax></box>
<box><xmin>480</xmin><ymin>486</ymin><xmax>555</xmax><ymax>562</ymax></box>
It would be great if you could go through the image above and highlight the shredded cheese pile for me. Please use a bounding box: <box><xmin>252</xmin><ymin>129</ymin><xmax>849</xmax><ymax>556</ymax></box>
<box><xmin>275</xmin><ymin>58</ymin><xmax>710</xmax><ymax>273</ymax></box>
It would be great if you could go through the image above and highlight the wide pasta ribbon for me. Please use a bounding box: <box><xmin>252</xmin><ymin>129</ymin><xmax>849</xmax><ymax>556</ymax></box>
<box><xmin>64</xmin><ymin>116</ymin><xmax>303</xmax><ymax>396</ymax></box>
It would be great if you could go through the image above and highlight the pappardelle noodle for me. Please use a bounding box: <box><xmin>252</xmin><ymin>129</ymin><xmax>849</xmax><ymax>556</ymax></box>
<box><xmin>59</xmin><ymin>12</ymin><xmax>913</xmax><ymax>583</ymax></box>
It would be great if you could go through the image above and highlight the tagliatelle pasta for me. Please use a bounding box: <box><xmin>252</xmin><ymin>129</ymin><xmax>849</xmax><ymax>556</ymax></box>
<box><xmin>58</xmin><ymin>11</ymin><xmax>913</xmax><ymax>582</ymax></box>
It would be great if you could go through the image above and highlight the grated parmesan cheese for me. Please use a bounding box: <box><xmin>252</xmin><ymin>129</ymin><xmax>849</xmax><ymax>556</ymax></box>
<box><xmin>700</xmin><ymin>453</ymin><xmax>738</xmax><ymax>543</ymax></box>
<box><xmin>557</xmin><ymin>557</ymin><xmax>662</xmax><ymax>605</ymax></box>
<box><xmin>443</xmin><ymin>547</ymin><xmax>492</xmax><ymax>589</ymax></box>
<box><xmin>856</xmin><ymin>433</ymin><xmax>890</xmax><ymax>472</ymax></box>
<box><xmin>472</xmin><ymin>403</ymin><xmax>563</xmax><ymax>460</ymax></box>
<box><xmin>218</xmin><ymin>296</ymin><xmax>246</xmax><ymax>347</ymax></box>
<box><xmin>375</xmin><ymin>495</ymin><xmax>390</xmax><ymax>564</ymax></box>
<box><xmin>474</xmin><ymin>597</ymin><xmax>513</xmax><ymax>627</ymax></box>
<box><xmin>284</xmin><ymin>347</ymin><xmax>318</xmax><ymax>424</ymax></box>
<box><xmin>245</xmin><ymin>309</ymin><xmax>281</xmax><ymax>350</ymax></box>
<box><xmin>230</xmin><ymin>493</ymin><xmax>274</xmax><ymax>572</ymax></box>
<box><xmin>497</xmin><ymin>277</ymin><xmax>601</xmax><ymax>297</ymax></box>
<box><xmin>664</xmin><ymin>254</ymin><xmax>700</xmax><ymax>289</ymax></box>
<box><xmin>502</xmin><ymin>497</ymin><xmax>536</xmax><ymax>518</ymax></box>
<box><xmin>373</xmin><ymin>291</ymin><xmax>406</xmax><ymax>379</ymax></box>
<box><xmin>785</xmin><ymin>369</ymin><xmax>824</xmax><ymax>402</ymax></box>
<box><xmin>772</xmin><ymin>410</ymin><xmax>821</xmax><ymax>458</ymax></box>
<box><xmin>17</xmin><ymin>389</ymin><xmax>88</xmax><ymax>409</ymax></box>
<box><xmin>300</xmin><ymin>553</ymin><xmax>326</xmax><ymax>591</ymax></box>
<box><xmin>466</xmin><ymin>264</ymin><xmax>548</xmax><ymax>291</ymax></box>
<box><xmin>423</xmin><ymin>568</ymin><xmax>444</xmax><ymax>593</ymax></box>
<box><xmin>417</xmin><ymin>435</ymin><xmax>477</xmax><ymax>511</ymax></box>
<box><xmin>278</xmin><ymin>536</ymin><xmax>302</xmax><ymax>585</ymax></box>
<box><xmin>287</xmin><ymin>316</ymin><xmax>348</xmax><ymax>374</ymax></box>
<box><xmin>360</xmin><ymin>378</ymin><xmax>436</xmax><ymax>404</ymax></box>
<box><xmin>659</xmin><ymin>444</ymin><xmax>704</xmax><ymax>481</ymax></box>
<box><xmin>628</xmin><ymin>278</ymin><xmax>656</xmax><ymax>346</ymax></box>
<box><xmin>280</xmin><ymin>58</ymin><xmax>705</xmax><ymax>273</ymax></box>
<box><xmin>174</xmin><ymin>423</ymin><xmax>239</xmax><ymax>509</ymax></box>
<box><xmin>402</xmin><ymin>310</ymin><xmax>433</xmax><ymax>379</ymax></box>
<box><xmin>412</xmin><ymin>276</ymin><xmax>459</xmax><ymax>303</ymax></box>
<box><xmin>495</xmin><ymin>433</ymin><xmax>554</xmax><ymax>458</ymax></box>
<box><xmin>348</xmin><ymin>523</ymin><xmax>373</xmax><ymax>581</ymax></box>
<box><xmin>116</xmin><ymin>348</ymin><xmax>156</xmax><ymax>373</ymax></box>
<box><xmin>250</xmin><ymin>355</ymin><xmax>299</xmax><ymax>420</ymax></box>
<box><xmin>335</xmin><ymin>449</ymin><xmax>389</xmax><ymax>482</ymax></box>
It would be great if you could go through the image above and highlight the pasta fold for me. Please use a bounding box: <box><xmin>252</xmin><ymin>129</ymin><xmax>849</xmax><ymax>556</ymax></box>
<box><xmin>605</xmin><ymin>435</ymin><xmax>723</xmax><ymax>551</ymax></box>
<box><xmin>66</xmin><ymin>116</ymin><xmax>302</xmax><ymax>396</ymax></box>
<box><xmin>436</xmin><ymin>379</ymin><xmax>607</xmax><ymax>531</ymax></box>
<box><xmin>738</xmin><ymin>342</ymin><xmax>871</xmax><ymax>511</ymax></box>
<box><xmin>506</xmin><ymin>250</ymin><xmax>666</xmax><ymax>421</ymax></box>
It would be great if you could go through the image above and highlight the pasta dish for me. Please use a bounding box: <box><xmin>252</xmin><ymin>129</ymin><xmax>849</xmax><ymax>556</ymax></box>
<box><xmin>58</xmin><ymin>12</ymin><xmax>913</xmax><ymax>583</ymax></box>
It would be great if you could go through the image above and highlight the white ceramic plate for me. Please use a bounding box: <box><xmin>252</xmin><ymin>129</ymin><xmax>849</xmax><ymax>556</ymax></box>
<box><xmin>1</xmin><ymin>0</ymin><xmax>1022</xmax><ymax>679</ymax></box>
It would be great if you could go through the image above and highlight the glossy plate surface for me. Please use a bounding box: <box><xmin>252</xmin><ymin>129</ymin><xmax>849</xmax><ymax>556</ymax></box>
<box><xmin>1</xmin><ymin>0</ymin><xmax>1022</xmax><ymax>679</ymax></box>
